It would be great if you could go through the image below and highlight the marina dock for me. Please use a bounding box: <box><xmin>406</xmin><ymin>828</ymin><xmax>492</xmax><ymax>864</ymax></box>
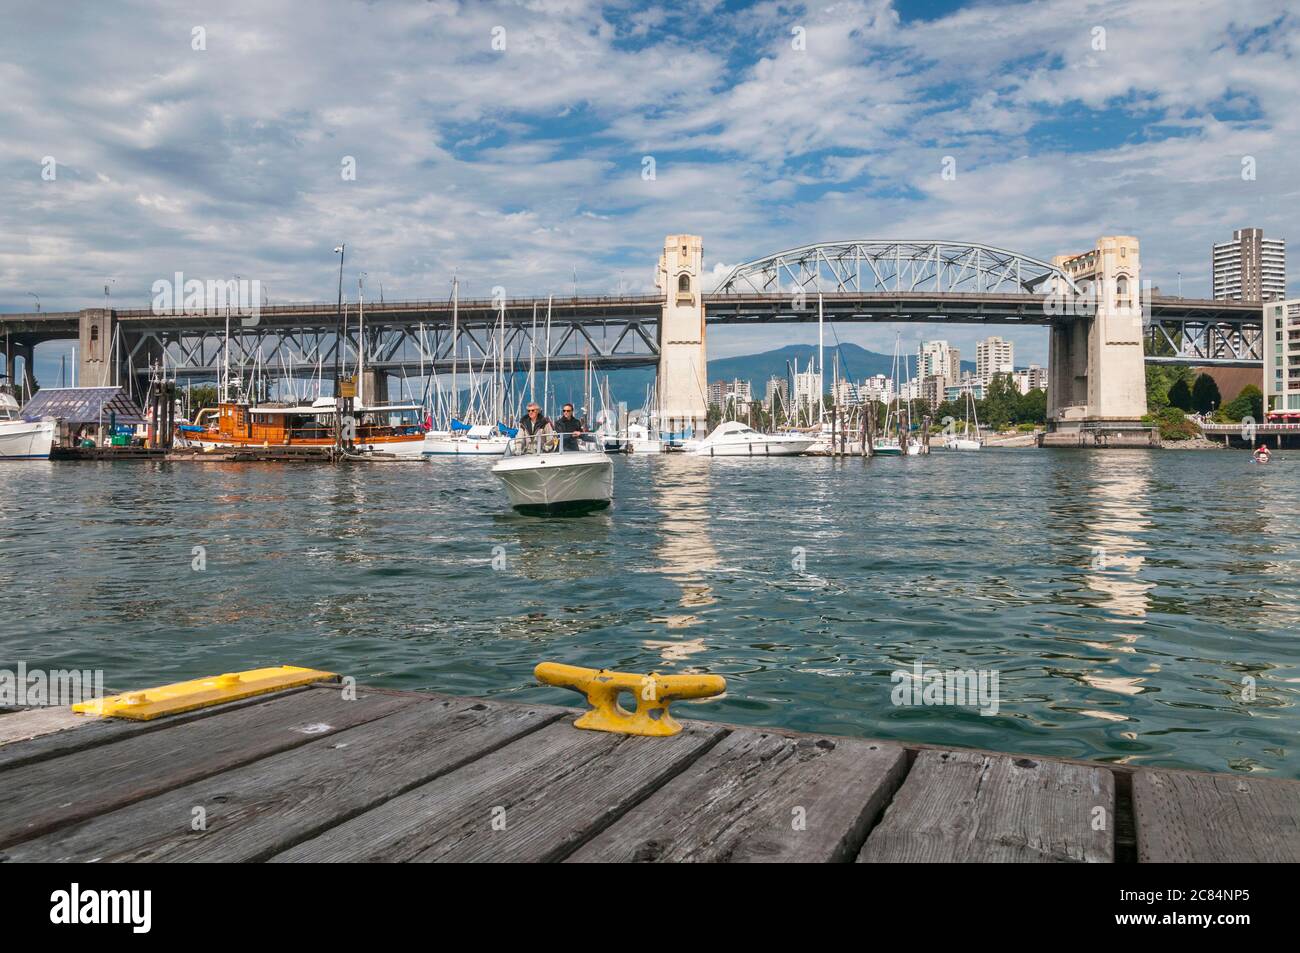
<box><xmin>2</xmin><ymin>679</ymin><xmax>1296</xmax><ymax>863</ymax></box>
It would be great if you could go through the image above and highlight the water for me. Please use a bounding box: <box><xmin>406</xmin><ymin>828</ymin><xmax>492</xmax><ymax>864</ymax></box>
<box><xmin>1</xmin><ymin>450</ymin><xmax>1296</xmax><ymax>776</ymax></box>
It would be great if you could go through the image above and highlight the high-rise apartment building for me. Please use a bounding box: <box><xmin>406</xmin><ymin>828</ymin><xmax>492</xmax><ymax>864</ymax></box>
<box><xmin>976</xmin><ymin>336</ymin><xmax>1014</xmax><ymax>383</ymax></box>
<box><xmin>1264</xmin><ymin>298</ymin><xmax>1300</xmax><ymax>412</ymax></box>
<box><xmin>1213</xmin><ymin>228</ymin><xmax>1286</xmax><ymax>302</ymax></box>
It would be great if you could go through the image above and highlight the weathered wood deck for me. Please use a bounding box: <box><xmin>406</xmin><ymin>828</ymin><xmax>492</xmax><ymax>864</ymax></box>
<box><xmin>2</xmin><ymin>683</ymin><xmax>1297</xmax><ymax>862</ymax></box>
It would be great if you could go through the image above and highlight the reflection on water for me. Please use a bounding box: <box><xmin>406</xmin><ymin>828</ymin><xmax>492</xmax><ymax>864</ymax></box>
<box><xmin>1</xmin><ymin>449</ymin><xmax>1298</xmax><ymax>776</ymax></box>
<box><xmin>1081</xmin><ymin>454</ymin><xmax>1153</xmax><ymax>622</ymax></box>
<box><xmin>650</xmin><ymin>459</ymin><xmax>717</xmax><ymax>626</ymax></box>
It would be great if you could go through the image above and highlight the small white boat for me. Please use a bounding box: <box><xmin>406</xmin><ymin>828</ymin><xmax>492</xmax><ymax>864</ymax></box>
<box><xmin>0</xmin><ymin>391</ymin><xmax>54</xmax><ymax>460</ymax></box>
<box><xmin>422</xmin><ymin>424</ymin><xmax>510</xmax><ymax>457</ymax></box>
<box><xmin>491</xmin><ymin>433</ymin><xmax>612</xmax><ymax>513</ymax></box>
<box><xmin>873</xmin><ymin>437</ymin><xmax>922</xmax><ymax>457</ymax></box>
<box><xmin>689</xmin><ymin>421</ymin><xmax>815</xmax><ymax>457</ymax></box>
<box><xmin>624</xmin><ymin>421</ymin><xmax>662</xmax><ymax>454</ymax></box>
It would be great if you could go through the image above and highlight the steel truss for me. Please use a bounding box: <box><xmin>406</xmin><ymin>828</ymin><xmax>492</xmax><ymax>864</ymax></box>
<box><xmin>1143</xmin><ymin>317</ymin><xmax>1263</xmax><ymax>366</ymax></box>
<box><xmin>716</xmin><ymin>241</ymin><xmax>1080</xmax><ymax>296</ymax></box>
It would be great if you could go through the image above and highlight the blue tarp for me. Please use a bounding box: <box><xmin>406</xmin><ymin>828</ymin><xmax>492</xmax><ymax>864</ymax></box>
<box><xmin>450</xmin><ymin>418</ymin><xmax>472</xmax><ymax>432</ymax></box>
<box><xmin>497</xmin><ymin>422</ymin><xmax>518</xmax><ymax>438</ymax></box>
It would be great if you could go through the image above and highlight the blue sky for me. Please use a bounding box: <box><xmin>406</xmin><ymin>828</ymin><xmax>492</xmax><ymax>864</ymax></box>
<box><xmin>2</xmin><ymin>0</ymin><xmax>1297</xmax><ymax>383</ymax></box>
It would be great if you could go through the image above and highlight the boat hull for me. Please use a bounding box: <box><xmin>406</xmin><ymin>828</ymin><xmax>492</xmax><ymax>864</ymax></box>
<box><xmin>491</xmin><ymin>453</ymin><xmax>613</xmax><ymax>514</ymax></box>
<box><xmin>421</xmin><ymin>433</ymin><xmax>510</xmax><ymax>456</ymax></box>
<box><xmin>0</xmin><ymin>420</ymin><xmax>55</xmax><ymax>459</ymax></box>
<box><xmin>689</xmin><ymin>438</ymin><xmax>815</xmax><ymax>456</ymax></box>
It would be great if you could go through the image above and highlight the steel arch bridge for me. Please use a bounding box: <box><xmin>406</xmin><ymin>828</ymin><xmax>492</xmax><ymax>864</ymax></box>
<box><xmin>716</xmin><ymin>240</ymin><xmax>1081</xmax><ymax>297</ymax></box>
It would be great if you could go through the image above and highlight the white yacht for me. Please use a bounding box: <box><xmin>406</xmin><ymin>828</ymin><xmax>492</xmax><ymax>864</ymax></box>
<box><xmin>689</xmin><ymin>421</ymin><xmax>815</xmax><ymax>457</ymax></box>
<box><xmin>491</xmin><ymin>432</ymin><xmax>613</xmax><ymax>513</ymax></box>
<box><xmin>0</xmin><ymin>389</ymin><xmax>55</xmax><ymax>460</ymax></box>
<box><xmin>422</xmin><ymin>422</ymin><xmax>510</xmax><ymax>457</ymax></box>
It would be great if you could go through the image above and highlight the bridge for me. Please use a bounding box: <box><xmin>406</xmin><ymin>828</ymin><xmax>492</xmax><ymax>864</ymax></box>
<box><xmin>0</xmin><ymin>236</ymin><xmax>1265</xmax><ymax>443</ymax></box>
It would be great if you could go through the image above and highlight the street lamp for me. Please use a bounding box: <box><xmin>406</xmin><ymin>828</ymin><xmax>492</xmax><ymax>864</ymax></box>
<box><xmin>26</xmin><ymin>292</ymin><xmax>39</xmax><ymax>312</ymax></box>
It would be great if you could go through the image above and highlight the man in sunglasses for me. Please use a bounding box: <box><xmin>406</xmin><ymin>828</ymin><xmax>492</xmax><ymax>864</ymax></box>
<box><xmin>519</xmin><ymin>403</ymin><xmax>550</xmax><ymax>438</ymax></box>
<box><xmin>553</xmin><ymin>403</ymin><xmax>588</xmax><ymax>451</ymax></box>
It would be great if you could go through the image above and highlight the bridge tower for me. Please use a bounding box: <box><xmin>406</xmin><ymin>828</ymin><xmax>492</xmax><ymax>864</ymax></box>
<box><xmin>1044</xmin><ymin>236</ymin><xmax>1151</xmax><ymax>445</ymax></box>
<box><xmin>656</xmin><ymin>234</ymin><xmax>707</xmax><ymax>435</ymax></box>
<box><xmin>78</xmin><ymin>308</ymin><xmax>120</xmax><ymax>388</ymax></box>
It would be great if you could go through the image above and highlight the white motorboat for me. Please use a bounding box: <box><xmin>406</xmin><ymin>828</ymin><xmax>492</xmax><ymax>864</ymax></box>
<box><xmin>491</xmin><ymin>433</ymin><xmax>613</xmax><ymax>513</ymax></box>
<box><xmin>624</xmin><ymin>421</ymin><xmax>662</xmax><ymax>454</ymax></box>
<box><xmin>422</xmin><ymin>423</ymin><xmax>510</xmax><ymax>456</ymax></box>
<box><xmin>0</xmin><ymin>390</ymin><xmax>54</xmax><ymax>460</ymax></box>
<box><xmin>689</xmin><ymin>421</ymin><xmax>815</xmax><ymax>457</ymax></box>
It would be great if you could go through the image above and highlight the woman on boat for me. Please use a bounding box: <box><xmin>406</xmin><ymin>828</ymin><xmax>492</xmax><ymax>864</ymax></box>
<box><xmin>1253</xmin><ymin>444</ymin><xmax>1271</xmax><ymax>463</ymax></box>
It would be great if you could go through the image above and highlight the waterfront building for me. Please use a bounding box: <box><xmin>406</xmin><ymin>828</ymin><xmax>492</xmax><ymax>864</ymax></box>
<box><xmin>1213</xmin><ymin>228</ymin><xmax>1286</xmax><ymax>302</ymax></box>
<box><xmin>831</xmin><ymin>379</ymin><xmax>860</xmax><ymax>406</ymax></box>
<box><xmin>921</xmin><ymin>374</ymin><xmax>948</xmax><ymax>408</ymax></box>
<box><xmin>707</xmin><ymin>378</ymin><xmax>751</xmax><ymax>409</ymax></box>
<box><xmin>944</xmin><ymin>380</ymin><xmax>985</xmax><ymax>402</ymax></box>
<box><xmin>976</xmin><ymin>336</ymin><xmax>1014</xmax><ymax>384</ymax></box>
<box><xmin>765</xmin><ymin>375</ymin><xmax>788</xmax><ymax>412</ymax></box>
<box><xmin>918</xmin><ymin>340</ymin><xmax>960</xmax><ymax>381</ymax></box>
<box><xmin>792</xmin><ymin>368</ymin><xmax>822</xmax><ymax>420</ymax></box>
<box><xmin>860</xmin><ymin>374</ymin><xmax>893</xmax><ymax>405</ymax></box>
<box><xmin>1264</xmin><ymin>298</ymin><xmax>1300</xmax><ymax>411</ymax></box>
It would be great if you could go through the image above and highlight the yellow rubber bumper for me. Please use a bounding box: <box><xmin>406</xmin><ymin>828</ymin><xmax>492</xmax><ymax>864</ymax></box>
<box><xmin>535</xmin><ymin>662</ymin><xmax>725</xmax><ymax>737</ymax></box>
<box><xmin>72</xmin><ymin>666</ymin><xmax>338</xmax><ymax>720</ymax></box>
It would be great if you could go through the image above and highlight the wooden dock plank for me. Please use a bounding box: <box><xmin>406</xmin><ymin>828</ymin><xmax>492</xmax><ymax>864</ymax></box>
<box><xmin>0</xmin><ymin>686</ymin><xmax>318</xmax><ymax>771</ymax></box>
<box><xmin>859</xmin><ymin>749</ymin><xmax>1114</xmax><ymax>863</ymax></box>
<box><xmin>0</xmin><ymin>685</ymin><xmax>415</xmax><ymax>849</ymax></box>
<box><xmin>0</xmin><ymin>708</ymin><xmax>91</xmax><ymax>747</ymax></box>
<box><xmin>1133</xmin><ymin>769</ymin><xmax>1300</xmax><ymax>863</ymax></box>
<box><xmin>270</xmin><ymin>720</ymin><xmax>726</xmax><ymax>863</ymax></box>
<box><xmin>1</xmin><ymin>698</ymin><xmax>566</xmax><ymax>862</ymax></box>
<box><xmin>566</xmin><ymin>729</ymin><xmax>906</xmax><ymax>862</ymax></box>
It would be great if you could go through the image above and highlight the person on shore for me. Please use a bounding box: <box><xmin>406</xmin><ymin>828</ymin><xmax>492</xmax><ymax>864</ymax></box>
<box><xmin>553</xmin><ymin>403</ymin><xmax>587</xmax><ymax>451</ymax></box>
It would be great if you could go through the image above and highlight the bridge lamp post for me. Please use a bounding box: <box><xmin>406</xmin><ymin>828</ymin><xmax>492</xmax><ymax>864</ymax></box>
<box><xmin>27</xmin><ymin>292</ymin><xmax>39</xmax><ymax>312</ymax></box>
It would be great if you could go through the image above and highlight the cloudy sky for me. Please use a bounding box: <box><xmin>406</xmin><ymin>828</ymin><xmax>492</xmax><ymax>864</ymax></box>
<box><xmin>2</xmin><ymin>0</ymin><xmax>1297</xmax><ymax>382</ymax></box>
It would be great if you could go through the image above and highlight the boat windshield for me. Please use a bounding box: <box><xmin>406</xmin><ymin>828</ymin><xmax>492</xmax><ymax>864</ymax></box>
<box><xmin>507</xmin><ymin>432</ymin><xmax>601</xmax><ymax>456</ymax></box>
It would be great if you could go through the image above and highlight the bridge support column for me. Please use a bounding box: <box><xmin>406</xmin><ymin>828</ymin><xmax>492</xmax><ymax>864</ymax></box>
<box><xmin>656</xmin><ymin>235</ymin><xmax>707</xmax><ymax>437</ymax></box>
<box><xmin>2</xmin><ymin>339</ymin><xmax>37</xmax><ymax>396</ymax></box>
<box><xmin>79</xmin><ymin>308</ymin><xmax>122</xmax><ymax>388</ymax></box>
<box><xmin>360</xmin><ymin>368</ymin><xmax>388</xmax><ymax>406</ymax></box>
<box><xmin>1043</xmin><ymin>236</ymin><xmax>1153</xmax><ymax>447</ymax></box>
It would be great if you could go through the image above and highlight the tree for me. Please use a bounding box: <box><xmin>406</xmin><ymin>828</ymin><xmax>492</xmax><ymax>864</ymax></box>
<box><xmin>1191</xmin><ymin>373</ymin><xmax>1221</xmax><ymax>414</ymax></box>
<box><xmin>1168</xmin><ymin>377</ymin><xmax>1193</xmax><ymax>411</ymax></box>
<box><xmin>979</xmin><ymin>373</ymin><xmax>1019</xmax><ymax>429</ymax></box>
<box><xmin>1018</xmin><ymin>387</ymin><xmax>1047</xmax><ymax>423</ymax></box>
<box><xmin>1222</xmin><ymin>384</ymin><xmax>1264</xmax><ymax>423</ymax></box>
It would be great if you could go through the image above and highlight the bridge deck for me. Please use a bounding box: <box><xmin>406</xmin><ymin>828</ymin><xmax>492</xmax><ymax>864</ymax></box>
<box><xmin>2</xmin><ymin>682</ymin><xmax>1296</xmax><ymax>862</ymax></box>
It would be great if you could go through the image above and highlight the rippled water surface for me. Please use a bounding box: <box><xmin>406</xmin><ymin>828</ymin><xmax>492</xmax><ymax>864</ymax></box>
<box><xmin>2</xmin><ymin>449</ymin><xmax>1297</xmax><ymax>776</ymax></box>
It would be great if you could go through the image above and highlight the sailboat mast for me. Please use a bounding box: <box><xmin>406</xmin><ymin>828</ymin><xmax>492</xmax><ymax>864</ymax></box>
<box><xmin>450</xmin><ymin>276</ymin><xmax>459</xmax><ymax>421</ymax></box>
<box><xmin>817</xmin><ymin>293</ymin><xmax>825</xmax><ymax>425</ymax></box>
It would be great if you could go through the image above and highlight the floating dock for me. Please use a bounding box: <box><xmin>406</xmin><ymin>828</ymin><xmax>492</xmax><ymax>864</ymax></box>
<box><xmin>1</xmin><ymin>681</ymin><xmax>1297</xmax><ymax>862</ymax></box>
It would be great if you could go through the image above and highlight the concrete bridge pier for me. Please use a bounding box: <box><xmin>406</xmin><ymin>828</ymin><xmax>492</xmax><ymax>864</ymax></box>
<box><xmin>2</xmin><ymin>338</ymin><xmax>37</xmax><ymax>396</ymax></box>
<box><xmin>656</xmin><ymin>235</ymin><xmax>708</xmax><ymax>437</ymax></box>
<box><xmin>78</xmin><ymin>308</ymin><xmax>123</xmax><ymax>389</ymax></box>
<box><xmin>1042</xmin><ymin>236</ymin><xmax>1154</xmax><ymax>447</ymax></box>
